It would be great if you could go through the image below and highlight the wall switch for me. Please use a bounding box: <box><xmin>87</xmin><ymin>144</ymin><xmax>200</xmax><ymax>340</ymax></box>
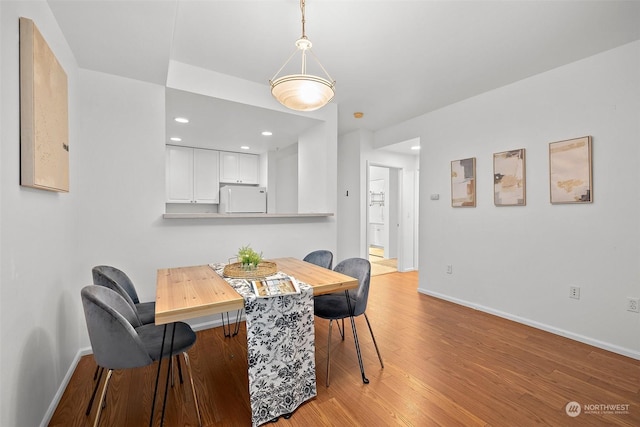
<box><xmin>627</xmin><ymin>297</ymin><xmax>639</xmax><ymax>313</ymax></box>
<box><xmin>569</xmin><ymin>286</ymin><xmax>580</xmax><ymax>299</ymax></box>
<box><xmin>446</xmin><ymin>265</ymin><xmax>453</xmax><ymax>274</ymax></box>
<box><xmin>430</xmin><ymin>194</ymin><xmax>440</xmax><ymax>200</ymax></box>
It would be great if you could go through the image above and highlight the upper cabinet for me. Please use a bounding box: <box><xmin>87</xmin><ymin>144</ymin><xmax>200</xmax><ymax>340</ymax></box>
<box><xmin>166</xmin><ymin>145</ymin><xmax>220</xmax><ymax>204</ymax></box>
<box><xmin>219</xmin><ymin>151</ymin><xmax>259</xmax><ymax>185</ymax></box>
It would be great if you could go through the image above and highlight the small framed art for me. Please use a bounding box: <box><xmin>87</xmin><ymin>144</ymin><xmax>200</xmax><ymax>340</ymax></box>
<box><xmin>494</xmin><ymin>149</ymin><xmax>526</xmax><ymax>206</ymax></box>
<box><xmin>549</xmin><ymin>136</ymin><xmax>592</xmax><ymax>204</ymax></box>
<box><xmin>451</xmin><ymin>157</ymin><xmax>476</xmax><ymax>207</ymax></box>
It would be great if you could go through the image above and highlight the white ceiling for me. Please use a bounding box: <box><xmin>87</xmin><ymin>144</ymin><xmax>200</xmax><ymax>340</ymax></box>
<box><xmin>48</xmin><ymin>0</ymin><xmax>640</xmax><ymax>154</ymax></box>
<box><xmin>165</xmin><ymin>87</ymin><xmax>323</xmax><ymax>153</ymax></box>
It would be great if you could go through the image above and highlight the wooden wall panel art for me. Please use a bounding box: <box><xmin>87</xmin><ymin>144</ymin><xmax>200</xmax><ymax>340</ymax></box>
<box><xmin>20</xmin><ymin>17</ymin><xmax>69</xmax><ymax>192</ymax></box>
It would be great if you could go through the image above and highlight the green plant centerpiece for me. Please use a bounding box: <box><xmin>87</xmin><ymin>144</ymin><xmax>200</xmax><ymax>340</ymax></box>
<box><xmin>237</xmin><ymin>245</ymin><xmax>263</xmax><ymax>270</ymax></box>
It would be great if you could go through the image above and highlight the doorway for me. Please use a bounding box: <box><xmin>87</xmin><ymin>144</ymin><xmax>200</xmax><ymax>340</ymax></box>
<box><xmin>366</xmin><ymin>160</ymin><xmax>419</xmax><ymax>274</ymax></box>
<box><xmin>367</xmin><ymin>165</ymin><xmax>400</xmax><ymax>275</ymax></box>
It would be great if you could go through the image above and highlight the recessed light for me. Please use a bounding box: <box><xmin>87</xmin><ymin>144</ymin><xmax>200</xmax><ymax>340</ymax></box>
<box><xmin>170</xmin><ymin>137</ymin><xmax>182</xmax><ymax>142</ymax></box>
<box><xmin>240</xmin><ymin>146</ymin><xmax>250</xmax><ymax>150</ymax></box>
<box><xmin>261</xmin><ymin>131</ymin><xmax>273</xmax><ymax>136</ymax></box>
<box><xmin>411</xmin><ymin>145</ymin><xmax>420</xmax><ymax>150</ymax></box>
<box><xmin>353</xmin><ymin>112</ymin><xmax>364</xmax><ymax>119</ymax></box>
<box><xmin>174</xmin><ymin>117</ymin><xmax>189</xmax><ymax>124</ymax></box>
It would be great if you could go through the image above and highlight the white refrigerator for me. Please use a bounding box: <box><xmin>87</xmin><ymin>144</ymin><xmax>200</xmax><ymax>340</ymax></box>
<box><xmin>219</xmin><ymin>186</ymin><xmax>267</xmax><ymax>213</ymax></box>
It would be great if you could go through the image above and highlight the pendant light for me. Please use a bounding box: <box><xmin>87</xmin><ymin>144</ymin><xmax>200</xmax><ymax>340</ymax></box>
<box><xmin>270</xmin><ymin>0</ymin><xmax>335</xmax><ymax>112</ymax></box>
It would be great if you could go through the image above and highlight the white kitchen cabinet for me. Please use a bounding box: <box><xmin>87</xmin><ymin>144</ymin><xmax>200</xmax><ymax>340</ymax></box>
<box><xmin>166</xmin><ymin>145</ymin><xmax>220</xmax><ymax>204</ymax></box>
<box><xmin>193</xmin><ymin>149</ymin><xmax>220</xmax><ymax>202</ymax></box>
<box><xmin>219</xmin><ymin>151</ymin><xmax>259</xmax><ymax>184</ymax></box>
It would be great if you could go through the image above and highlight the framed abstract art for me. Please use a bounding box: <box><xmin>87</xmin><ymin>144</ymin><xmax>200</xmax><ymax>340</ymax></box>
<box><xmin>494</xmin><ymin>149</ymin><xmax>526</xmax><ymax>206</ymax></box>
<box><xmin>549</xmin><ymin>136</ymin><xmax>592</xmax><ymax>204</ymax></box>
<box><xmin>451</xmin><ymin>158</ymin><xmax>476</xmax><ymax>207</ymax></box>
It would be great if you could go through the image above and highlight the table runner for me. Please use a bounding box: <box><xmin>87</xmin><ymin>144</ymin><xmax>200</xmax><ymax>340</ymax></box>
<box><xmin>210</xmin><ymin>263</ymin><xmax>317</xmax><ymax>426</ymax></box>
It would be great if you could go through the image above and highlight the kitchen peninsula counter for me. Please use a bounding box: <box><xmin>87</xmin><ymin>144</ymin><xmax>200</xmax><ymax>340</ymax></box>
<box><xmin>163</xmin><ymin>212</ymin><xmax>334</xmax><ymax>219</ymax></box>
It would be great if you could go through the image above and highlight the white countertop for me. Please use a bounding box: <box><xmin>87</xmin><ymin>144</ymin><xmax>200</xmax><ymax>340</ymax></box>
<box><xmin>163</xmin><ymin>212</ymin><xmax>334</xmax><ymax>219</ymax></box>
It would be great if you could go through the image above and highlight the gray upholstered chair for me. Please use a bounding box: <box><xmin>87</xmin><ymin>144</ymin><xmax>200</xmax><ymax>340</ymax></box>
<box><xmin>313</xmin><ymin>258</ymin><xmax>383</xmax><ymax>386</ymax></box>
<box><xmin>81</xmin><ymin>285</ymin><xmax>202</xmax><ymax>427</ymax></box>
<box><xmin>92</xmin><ymin>265</ymin><xmax>155</xmax><ymax>325</ymax></box>
<box><xmin>89</xmin><ymin>265</ymin><xmax>163</xmax><ymax>413</ymax></box>
<box><xmin>303</xmin><ymin>249</ymin><xmax>333</xmax><ymax>270</ymax></box>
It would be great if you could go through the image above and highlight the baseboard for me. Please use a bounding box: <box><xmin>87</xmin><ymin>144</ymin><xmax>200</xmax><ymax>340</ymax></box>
<box><xmin>40</xmin><ymin>346</ymin><xmax>93</xmax><ymax>427</ymax></box>
<box><xmin>418</xmin><ymin>288</ymin><xmax>640</xmax><ymax>361</ymax></box>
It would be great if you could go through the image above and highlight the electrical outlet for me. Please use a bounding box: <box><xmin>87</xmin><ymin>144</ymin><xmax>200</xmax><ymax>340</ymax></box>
<box><xmin>446</xmin><ymin>265</ymin><xmax>453</xmax><ymax>274</ymax></box>
<box><xmin>627</xmin><ymin>297</ymin><xmax>639</xmax><ymax>313</ymax></box>
<box><xmin>569</xmin><ymin>286</ymin><xmax>580</xmax><ymax>300</ymax></box>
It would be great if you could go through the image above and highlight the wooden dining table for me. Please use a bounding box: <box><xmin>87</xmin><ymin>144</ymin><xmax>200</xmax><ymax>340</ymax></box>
<box><xmin>155</xmin><ymin>257</ymin><xmax>358</xmax><ymax>325</ymax></box>
<box><xmin>154</xmin><ymin>257</ymin><xmax>360</xmax><ymax>426</ymax></box>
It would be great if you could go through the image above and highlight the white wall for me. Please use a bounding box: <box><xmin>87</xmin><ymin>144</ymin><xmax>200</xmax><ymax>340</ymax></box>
<box><xmin>337</xmin><ymin>130</ymin><xmax>363</xmax><ymax>260</ymax></box>
<box><xmin>0</xmin><ymin>6</ymin><xmax>3</xmax><ymax>423</ymax></box>
<box><xmin>401</xmin><ymin>169</ymin><xmax>419</xmax><ymax>272</ymax></box>
<box><xmin>0</xmin><ymin>2</ymin><xmax>82</xmax><ymax>426</ymax></box>
<box><xmin>298</xmin><ymin>116</ymin><xmax>337</xmax><ymax>214</ymax></box>
<box><xmin>387</xmin><ymin>167</ymin><xmax>399</xmax><ymax>258</ymax></box>
<box><xmin>273</xmin><ymin>144</ymin><xmax>298</xmax><ymax>213</ymax></box>
<box><xmin>384</xmin><ymin>41</ymin><xmax>640</xmax><ymax>357</ymax></box>
<box><xmin>1</xmin><ymin>3</ymin><xmax>5</xmax><ymax>424</ymax></box>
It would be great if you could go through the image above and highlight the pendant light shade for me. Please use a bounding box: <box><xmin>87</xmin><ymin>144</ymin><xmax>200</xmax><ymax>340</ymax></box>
<box><xmin>271</xmin><ymin>73</ymin><xmax>335</xmax><ymax>112</ymax></box>
<box><xmin>270</xmin><ymin>1</ymin><xmax>335</xmax><ymax>112</ymax></box>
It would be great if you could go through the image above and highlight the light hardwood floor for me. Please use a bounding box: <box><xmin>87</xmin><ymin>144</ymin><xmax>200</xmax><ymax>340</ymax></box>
<box><xmin>370</xmin><ymin>258</ymin><xmax>397</xmax><ymax>276</ymax></box>
<box><xmin>50</xmin><ymin>271</ymin><xmax>640</xmax><ymax>426</ymax></box>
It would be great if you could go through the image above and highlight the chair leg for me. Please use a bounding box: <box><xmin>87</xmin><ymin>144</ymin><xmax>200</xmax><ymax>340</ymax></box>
<box><xmin>92</xmin><ymin>364</ymin><xmax>101</xmax><ymax>380</ymax></box>
<box><xmin>171</xmin><ymin>358</ymin><xmax>175</xmax><ymax>387</ymax></box>
<box><xmin>92</xmin><ymin>369</ymin><xmax>113</xmax><ymax>427</ymax></box>
<box><xmin>159</xmin><ymin>324</ymin><xmax>177</xmax><ymax>426</ymax></box>
<box><xmin>150</xmin><ymin>324</ymin><xmax>168</xmax><ymax>427</ymax></box>
<box><xmin>176</xmin><ymin>354</ymin><xmax>184</xmax><ymax>384</ymax></box>
<box><xmin>182</xmin><ymin>351</ymin><xmax>203</xmax><ymax>427</ymax></box>
<box><xmin>86</xmin><ymin>366</ymin><xmax>104</xmax><ymax>416</ymax></box>
<box><xmin>348</xmin><ymin>315</ymin><xmax>369</xmax><ymax>384</ymax></box>
<box><xmin>336</xmin><ymin>318</ymin><xmax>345</xmax><ymax>340</ymax></box>
<box><xmin>364</xmin><ymin>312</ymin><xmax>384</xmax><ymax>368</ymax></box>
<box><xmin>171</xmin><ymin>354</ymin><xmax>184</xmax><ymax>387</ymax></box>
<box><xmin>326</xmin><ymin>319</ymin><xmax>333</xmax><ymax>387</ymax></box>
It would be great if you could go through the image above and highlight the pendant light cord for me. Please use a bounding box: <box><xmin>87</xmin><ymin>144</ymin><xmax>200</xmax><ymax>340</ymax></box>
<box><xmin>269</xmin><ymin>0</ymin><xmax>309</xmax><ymax>81</ymax></box>
<box><xmin>300</xmin><ymin>0</ymin><xmax>307</xmax><ymax>39</ymax></box>
<box><xmin>269</xmin><ymin>0</ymin><xmax>335</xmax><ymax>86</ymax></box>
